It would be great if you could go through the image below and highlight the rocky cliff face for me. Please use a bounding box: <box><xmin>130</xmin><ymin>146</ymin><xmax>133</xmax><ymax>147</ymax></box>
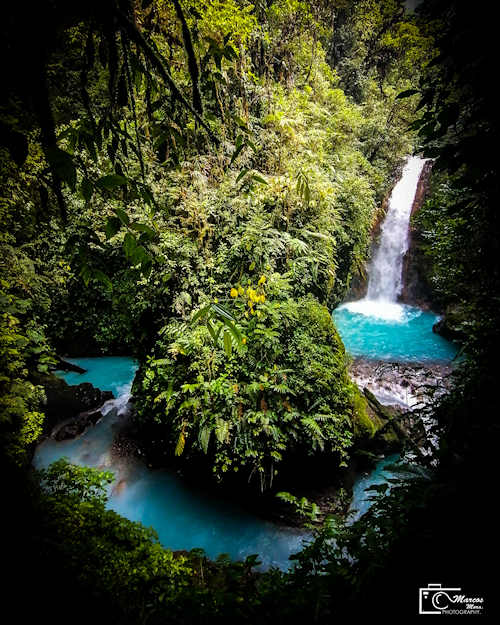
<box><xmin>342</xmin><ymin>159</ymin><xmax>442</xmax><ymax>313</ymax></box>
<box><xmin>400</xmin><ymin>160</ymin><xmax>436</xmax><ymax>309</ymax></box>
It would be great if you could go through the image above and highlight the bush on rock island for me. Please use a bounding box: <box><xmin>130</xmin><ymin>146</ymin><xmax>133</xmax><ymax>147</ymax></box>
<box><xmin>134</xmin><ymin>275</ymin><xmax>375</xmax><ymax>490</ymax></box>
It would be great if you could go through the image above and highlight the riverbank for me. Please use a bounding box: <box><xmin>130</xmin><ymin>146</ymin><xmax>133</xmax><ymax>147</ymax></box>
<box><xmin>349</xmin><ymin>356</ymin><xmax>453</xmax><ymax>409</ymax></box>
<box><xmin>110</xmin><ymin>387</ymin><xmax>423</xmax><ymax>530</ymax></box>
<box><xmin>35</xmin><ymin>352</ymin><xmax>436</xmax><ymax>535</ymax></box>
<box><xmin>111</xmin><ymin>406</ymin><xmax>359</xmax><ymax>529</ymax></box>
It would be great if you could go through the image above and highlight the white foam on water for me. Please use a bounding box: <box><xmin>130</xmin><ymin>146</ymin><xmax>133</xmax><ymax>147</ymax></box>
<box><xmin>101</xmin><ymin>391</ymin><xmax>132</xmax><ymax>416</ymax></box>
<box><xmin>339</xmin><ymin>156</ymin><xmax>427</xmax><ymax>322</ymax></box>
<box><xmin>367</xmin><ymin>155</ymin><xmax>427</xmax><ymax>302</ymax></box>
<box><xmin>340</xmin><ymin>299</ymin><xmax>406</xmax><ymax>322</ymax></box>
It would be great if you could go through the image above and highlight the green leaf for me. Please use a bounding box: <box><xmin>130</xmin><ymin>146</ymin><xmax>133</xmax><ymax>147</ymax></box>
<box><xmin>130</xmin><ymin>222</ymin><xmax>156</xmax><ymax>239</ymax></box>
<box><xmin>191</xmin><ymin>304</ymin><xmax>211</xmax><ymax>324</ymax></box>
<box><xmin>251</xmin><ymin>174</ymin><xmax>268</xmax><ymax>185</ymax></box>
<box><xmin>211</xmin><ymin>303</ymin><xmax>237</xmax><ymax>322</ymax></box>
<box><xmin>215</xmin><ymin>418</ymin><xmax>229</xmax><ymax>443</ymax></box>
<box><xmin>396</xmin><ymin>88</ymin><xmax>420</xmax><ymax>99</ymax></box>
<box><xmin>214</xmin><ymin>323</ymin><xmax>224</xmax><ymax>344</ymax></box>
<box><xmin>175</xmin><ymin>431</ymin><xmax>185</xmax><ymax>456</ymax></box>
<box><xmin>96</xmin><ymin>174</ymin><xmax>128</xmax><ymax>189</ymax></box>
<box><xmin>304</xmin><ymin>184</ymin><xmax>311</xmax><ymax>204</ymax></box>
<box><xmin>130</xmin><ymin>245</ymin><xmax>150</xmax><ymax>266</ymax></box>
<box><xmin>199</xmin><ymin>426</ymin><xmax>211</xmax><ymax>454</ymax></box>
<box><xmin>223</xmin><ymin>330</ymin><xmax>232</xmax><ymax>357</ymax></box>
<box><xmin>236</xmin><ymin>168</ymin><xmax>249</xmax><ymax>183</ymax></box>
<box><xmin>79</xmin><ymin>263</ymin><xmax>92</xmax><ymax>286</ymax></box>
<box><xmin>139</xmin><ymin>186</ymin><xmax>155</xmax><ymax>208</ymax></box>
<box><xmin>234</xmin><ymin>116</ymin><xmax>249</xmax><ymax>131</ymax></box>
<box><xmin>93</xmin><ymin>269</ymin><xmax>113</xmax><ymax>291</ymax></box>
<box><xmin>115</xmin><ymin>207</ymin><xmax>130</xmax><ymax>226</ymax></box>
<box><xmin>229</xmin><ymin>142</ymin><xmax>245</xmax><ymax>167</ymax></box>
<box><xmin>123</xmin><ymin>232</ymin><xmax>137</xmax><ymax>258</ymax></box>
<box><xmin>46</xmin><ymin>147</ymin><xmax>77</xmax><ymax>190</ymax></box>
<box><xmin>222</xmin><ymin>318</ymin><xmax>242</xmax><ymax>343</ymax></box>
<box><xmin>244</xmin><ymin>554</ymin><xmax>262</xmax><ymax>568</ymax></box>
<box><xmin>366</xmin><ymin>483</ymin><xmax>388</xmax><ymax>494</ymax></box>
<box><xmin>246</xmin><ymin>138</ymin><xmax>257</xmax><ymax>152</ymax></box>
<box><xmin>105</xmin><ymin>216</ymin><xmax>121</xmax><ymax>239</ymax></box>
<box><xmin>206</xmin><ymin>320</ymin><xmax>217</xmax><ymax>342</ymax></box>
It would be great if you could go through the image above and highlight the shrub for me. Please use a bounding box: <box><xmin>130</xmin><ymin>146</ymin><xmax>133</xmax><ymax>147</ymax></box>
<box><xmin>135</xmin><ymin>274</ymin><xmax>368</xmax><ymax>489</ymax></box>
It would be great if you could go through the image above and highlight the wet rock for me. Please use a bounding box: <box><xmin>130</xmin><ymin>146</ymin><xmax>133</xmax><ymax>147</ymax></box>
<box><xmin>432</xmin><ymin>304</ymin><xmax>467</xmax><ymax>342</ymax></box>
<box><xmin>112</xmin><ymin>479</ymin><xmax>127</xmax><ymax>496</ymax></box>
<box><xmin>32</xmin><ymin>372</ymin><xmax>113</xmax><ymax>432</ymax></box>
<box><xmin>53</xmin><ymin>409</ymin><xmax>104</xmax><ymax>441</ymax></box>
<box><xmin>52</xmin><ymin>356</ymin><xmax>87</xmax><ymax>374</ymax></box>
<box><xmin>110</xmin><ymin>429</ymin><xmax>141</xmax><ymax>461</ymax></box>
<box><xmin>350</xmin><ymin>357</ymin><xmax>453</xmax><ymax>409</ymax></box>
<box><xmin>400</xmin><ymin>160</ymin><xmax>436</xmax><ymax>309</ymax></box>
<box><xmin>363</xmin><ymin>387</ymin><xmax>427</xmax><ymax>457</ymax></box>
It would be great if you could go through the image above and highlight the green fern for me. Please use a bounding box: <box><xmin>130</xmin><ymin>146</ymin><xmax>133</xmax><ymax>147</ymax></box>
<box><xmin>198</xmin><ymin>425</ymin><xmax>212</xmax><ymax>454</ymax></box>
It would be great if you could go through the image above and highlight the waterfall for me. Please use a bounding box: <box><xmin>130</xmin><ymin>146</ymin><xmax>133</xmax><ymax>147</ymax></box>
<box><xmin>367</xmin><ymin>156</ymin><xmax>426</xmax><ymax>301</ymax></box>
<box><xmin>343</xmin><ymin>155</ymin><xmax>426</xmax><ymax>321</ymax></box>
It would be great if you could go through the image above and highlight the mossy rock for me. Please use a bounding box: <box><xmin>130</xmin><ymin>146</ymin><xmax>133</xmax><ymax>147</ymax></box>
<box><xmin>134</xmin><ymin>297</ymin><xmax>364</xmax><ymax>489</ymax></box>
<box><xmin>433</xmin><ymin>303</ymin><xmax>468</xmax><ymax>342</ymax></box>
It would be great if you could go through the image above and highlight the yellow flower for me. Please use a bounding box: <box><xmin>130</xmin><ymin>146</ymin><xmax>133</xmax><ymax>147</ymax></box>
<box><xmin>230</xmin><ymin>288</ymin><xmax>238</xmax><ymax>298</ymax></box>
<box><xmin>213</xmin><ymin>298</ymin><xmax>218</xmax><ymax>303</ymax></box>
<box><xmin>250</xmin><ymin>308</ymin><xmax>256</xmax><ymax>315</ymax></box>
<box><xmin>258</xmin><ymin>275</ymin><xmax>266</xmax><ymax>285</ymax></box>
<box><xmin>259</xmin><ymin>294</ymin><xmax>266</xmax><ymax>303</ymax></box>
<box><xmin>238</xmin><ymin>286</ymin><xmax>244</xmax><ymax>296</ymax></box>
<box><xmin>242</xmin><ymin>337</ymin><xmax>247</xmax><ymax>344</ymax></box>
<box><xmin>247</xmin><ymin>289</ymin><xmax>258</xmax><ymax>303</ymax></box>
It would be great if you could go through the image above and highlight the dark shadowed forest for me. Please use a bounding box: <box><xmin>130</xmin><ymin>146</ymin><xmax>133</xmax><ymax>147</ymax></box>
<box><xmin>1</xmin><ymin>1</ymin><xmax>498</xmax><ymax>621</ymax></box>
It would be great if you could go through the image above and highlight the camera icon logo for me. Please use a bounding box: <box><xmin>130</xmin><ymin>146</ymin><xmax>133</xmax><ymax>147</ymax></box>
<box><xmin>419</xmin><ymin>584</ymin><xmax>461</xmax><ymax>614</ymax></box>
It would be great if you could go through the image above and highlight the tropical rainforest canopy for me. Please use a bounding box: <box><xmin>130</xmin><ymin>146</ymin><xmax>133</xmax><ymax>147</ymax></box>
<box><xmin>1</xmin><ymin>0</ymin><xmax>497</xmax><ymax>621</ymax></box>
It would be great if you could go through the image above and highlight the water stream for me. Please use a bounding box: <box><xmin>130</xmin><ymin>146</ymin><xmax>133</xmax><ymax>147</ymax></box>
<box><xmin>334</xmin><ymin>155</ymin><xmax>457</xmax><ymax>517</ymax></box>
<box><xmin>34</xmin><ymin>357</ymin><xmax>307</xmax><ymax>571</ymax></box>
<box><xmin>334</xmin><ymin>156</ymin><xmax>457</xmax><ymax>365</ymax></box>
<box><xmin>367</xmin><ymin>157</ymin><xmax>423</xmax><ymax>303</ymax></box>
<box><xmin>34</xmin><ymin>156</ymin><xmax>456</xmax><ymax>569</ymax></box>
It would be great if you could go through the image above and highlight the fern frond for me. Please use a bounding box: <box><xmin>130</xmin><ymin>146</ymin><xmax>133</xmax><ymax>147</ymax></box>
<box><xmin>175</xmin><ymin>430</ymin><xmax>185</xmax><ymax>456</ymax></box>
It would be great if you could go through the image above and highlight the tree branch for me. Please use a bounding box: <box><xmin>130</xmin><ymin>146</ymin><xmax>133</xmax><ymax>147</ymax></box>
<box><xmin>114</xmin><ymin>9</ymin><xmax>218</xmax><ymax>144</ymax></box>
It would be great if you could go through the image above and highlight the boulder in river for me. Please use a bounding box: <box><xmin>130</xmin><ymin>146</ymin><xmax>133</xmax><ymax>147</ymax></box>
<box><xmin>432</xmin><ymin>303</ymin><xmax>467</xmax><ymax>342</ymax></box>
<box><xmin>53</xmin><ymin>409</ymin><xmax>104</xmax><ymax>441</ymax></box>
<box><xmin>32</xmin><ymin>372</ymin><xmax>113</xmax><ymax>432</ymax></box>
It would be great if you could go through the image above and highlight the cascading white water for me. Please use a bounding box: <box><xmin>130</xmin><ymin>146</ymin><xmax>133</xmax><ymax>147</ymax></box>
<box><xmin>334</xmin><ymin>156</ymin><xmax>453</xmax><ymax>520</ymax></box>
<box><xmin>367</xmin><ymin>155</ymin><xmax>425</xmax><ymax>301</ymax></box>
<box><xmin>342</xmin><ymin>155</ymin><xmax>426</xmax><ymax>321</ymax></box>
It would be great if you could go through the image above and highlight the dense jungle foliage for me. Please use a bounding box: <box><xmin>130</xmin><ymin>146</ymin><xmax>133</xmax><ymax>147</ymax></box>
<box><xmin>1</xmin><ymin>0</ymin><xmax>497</xmax><ymax>621</ymax></box>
